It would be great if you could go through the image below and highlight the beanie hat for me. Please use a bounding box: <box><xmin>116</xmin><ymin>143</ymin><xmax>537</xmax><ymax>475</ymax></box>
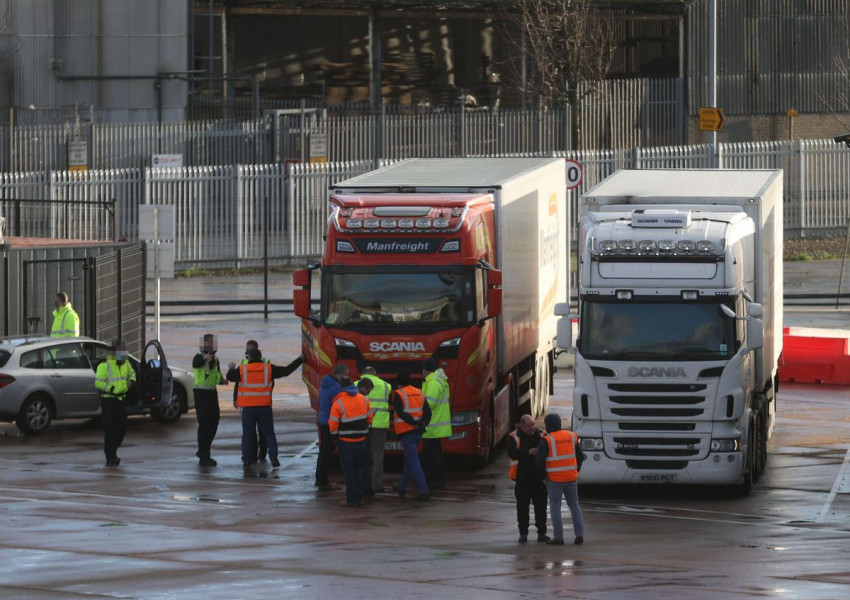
<box><xmin>544</xmin><ymin>413</ymin><xmax>562</xmax><ymax>432</ymax></box>
<box><xmin>422</xmin><ymin>358</ymin><xmax>438</xmax><ymax>373</ymax></box>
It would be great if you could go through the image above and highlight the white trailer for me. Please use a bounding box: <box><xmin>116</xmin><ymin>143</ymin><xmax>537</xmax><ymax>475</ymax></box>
<box><xmin>556</xmin><ymin>169</ymin><xmax>783</xmax><ymax>492</ymax></box>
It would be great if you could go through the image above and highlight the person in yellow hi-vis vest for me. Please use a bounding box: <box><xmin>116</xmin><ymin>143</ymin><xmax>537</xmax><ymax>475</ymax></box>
<box><xmin>94</xmin><ymin>341</ymin><xmax>136</xmax><ymax>466</ymax></box>
<box><xmin>50</xmin><ymin>292</ymin><xmax>80</xmax><ymax>337</ymax></box>
<box><xmin>421</xmin><ymin>358</ymin><xmax>451</xmax><ymax>491</ymax></box>
<box><xmin>357</xmin><ymin>365</ymin><xmax>392</xmax><ymax>493</ymax></box>
<box><xmin>192</xmin><ymin>333</ymin><xmax>226</xmax><ymax>467</ymax></box>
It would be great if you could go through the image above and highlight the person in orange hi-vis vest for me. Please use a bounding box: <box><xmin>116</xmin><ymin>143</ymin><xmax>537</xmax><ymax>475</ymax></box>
<box><xmin>329</xmin><ymin>377</ymin><xmax>374</xmax><ymax>507</ymax></box>
<box><xmin>506</xmin><ymin>414</ymin><xmax>549</xmax><ymax>543</ymax></box>
<box><xmin>535</xmin><ymin>413</ymin><xmax>586</xmax><ymax>546</ymax></box>
<box><xmin>227</xmin><ymin>348</ymin><xmax>302</xmax><ymax>471</ymax></box>
<box><xmin>390</xmin><ymin>372</ymin><xmax>432</xmax><ymax>501</ymax></box>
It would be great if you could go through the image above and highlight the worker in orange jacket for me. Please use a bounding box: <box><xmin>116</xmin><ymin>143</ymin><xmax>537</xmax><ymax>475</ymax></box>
<box><xmin>390</xmin><ymin>372</ymin><xmax>432</xmax><ymax>501</ymax></box>
<box><xmin>227</xmin><ymin>348</ymin><xmax>302</xmax><ymax>471</ymax></box>
<box><xmin>329</xmin><ymin>377</ymin><xmax>374</xmax><ymax>507</ymax></box>
<box><xmin>535</xmin><ymin>413</ymin><xmax>585</xmax><ymax>546</ymax></box>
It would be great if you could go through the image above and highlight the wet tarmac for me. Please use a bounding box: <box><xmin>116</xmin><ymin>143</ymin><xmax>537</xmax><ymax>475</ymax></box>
<box><xmin>1</xmin><ymin>312</ymin><xmax>849</xmax><ymax>599</ymax></box>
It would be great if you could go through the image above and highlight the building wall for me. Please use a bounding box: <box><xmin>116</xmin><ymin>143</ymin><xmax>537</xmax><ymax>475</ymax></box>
<box><xmin>0</xmin><ymin>0</ymin><xmax>189</xmax><ymax>123</ymax></box>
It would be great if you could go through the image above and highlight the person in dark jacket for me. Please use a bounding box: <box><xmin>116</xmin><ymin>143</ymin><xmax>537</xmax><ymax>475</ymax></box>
<box><xmin>506</xmin><ymin>414</ymin><xmax>549</xmax><ymax>542</ymax></box>
<box><xmin>315</xmin><ymin>363</ymin><xmax>348</xmax><ymax>489</ymax></box>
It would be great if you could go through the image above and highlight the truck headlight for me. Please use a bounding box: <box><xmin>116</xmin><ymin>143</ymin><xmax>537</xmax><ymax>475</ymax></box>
<box><xmin>580</xmin><ymin>437</ymin><xmax>604</xmax><ymax>451</ymax></box>
<box><xmin>451</xmin><ymin>410</ymin><xmax>480</xmax><ymax>427</ymax></box>
<box><xmin>710</xmin><ymin>438</ymin><xmax>740</xmax><ymax>452</ymax></box>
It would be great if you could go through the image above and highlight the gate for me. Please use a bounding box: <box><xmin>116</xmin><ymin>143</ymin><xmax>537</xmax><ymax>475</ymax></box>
<box><xmin>3</xmin><ymin>243</ymin><xmax>146</xmax><ymax>356</ymax></box>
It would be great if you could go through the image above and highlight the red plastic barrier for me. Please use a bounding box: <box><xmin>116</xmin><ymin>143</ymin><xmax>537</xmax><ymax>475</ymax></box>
<box><xmin>781</xmin><ymin>327</ymin><xmax>850</xmax><ymax>385</ymax></box>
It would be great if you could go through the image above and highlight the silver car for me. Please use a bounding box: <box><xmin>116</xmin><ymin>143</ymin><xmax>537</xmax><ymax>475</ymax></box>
<box><xmin>0</xmin><ymin>337</ymin><xmax>195</xmax><ymax>435</ymax></box>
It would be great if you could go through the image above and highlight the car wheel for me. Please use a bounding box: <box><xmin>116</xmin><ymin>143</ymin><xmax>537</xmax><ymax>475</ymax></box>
<box><xmin>16</xmin><ymin>394</ymin><xmax>54</xmax><ymax>435</ymax></box>
<box><xmin>150</xmin><ymin>384</ymin><xmax>186</xmax><ymax>424</ymax></box>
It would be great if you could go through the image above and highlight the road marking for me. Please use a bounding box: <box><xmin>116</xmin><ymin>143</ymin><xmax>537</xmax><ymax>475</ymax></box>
<box><xmin>817</xmin><ymin>447</ymin><xmax>850</xmax><ymax>523</ymax></box>
<box><xmin>280</xmin><ymin>440</ymin><xmax>318</xmax><ymax>469</ymax></box>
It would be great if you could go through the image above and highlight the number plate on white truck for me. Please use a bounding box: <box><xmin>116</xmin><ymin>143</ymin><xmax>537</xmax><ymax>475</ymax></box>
<box><xmin>639</xmin><ymin>474</ymin><xmax>678</xmax><ymax>483</ymax></box>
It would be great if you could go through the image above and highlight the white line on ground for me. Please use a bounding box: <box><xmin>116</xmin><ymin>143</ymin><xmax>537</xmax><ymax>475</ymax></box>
<box><xmin>817</xmin><ymin>447</ymin><xmax>850</xmax><ymax>523</ymax></box>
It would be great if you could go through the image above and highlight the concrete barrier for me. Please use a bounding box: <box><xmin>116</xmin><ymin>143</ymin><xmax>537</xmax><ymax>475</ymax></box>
<box><xmin>781</xmin><ymin>327</ymin><xmax>850</xmax><ymax>385</ymax></box>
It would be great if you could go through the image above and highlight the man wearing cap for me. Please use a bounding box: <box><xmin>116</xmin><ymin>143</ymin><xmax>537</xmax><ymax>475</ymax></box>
<box><xmin>421</xmin><ymin>357</ymin><xmax>451</xmax><ymax>491</ymax></box>
<box><xmin>535</xmin><ymin>413</ymin><xmax>586</xmax><ymax>546</ymax></box>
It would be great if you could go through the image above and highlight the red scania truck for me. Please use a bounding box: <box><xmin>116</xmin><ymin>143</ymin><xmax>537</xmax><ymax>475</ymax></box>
<box><xmin>292</xmin><ymin>157</ymin><xmax>567</xmax><ymax>460</ymax></box>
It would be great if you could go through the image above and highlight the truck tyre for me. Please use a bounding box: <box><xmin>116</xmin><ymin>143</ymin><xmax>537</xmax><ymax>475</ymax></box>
<box><xmin>535</xmin><ymin>355</ymin><xmax>551</xmax><ymax>418</ymax></box>
<box><xmin>474</xmin><ymin>399</ymin><xmax>496</xmax><ymax>468</ymax></box>
<box><xmin>735</xmin><ymin>417</ymin><xmax>756</xmax><ymax>496</ymax></box>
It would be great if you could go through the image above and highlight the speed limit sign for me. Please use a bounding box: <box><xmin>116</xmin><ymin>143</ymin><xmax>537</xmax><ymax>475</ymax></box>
<box><xmin>565</xmin><ymin>159</ymin><xmax>583</xmax><ymax>189</ymax></box>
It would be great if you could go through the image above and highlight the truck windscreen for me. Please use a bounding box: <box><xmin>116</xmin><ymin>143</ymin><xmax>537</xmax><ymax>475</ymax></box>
<box><xmin>580</xmin><ymin>300</ymin><xmax>736</xmax><ymax>361</ymax></box>
<box><xmin>325</xmin><ymin>270</ymin><xmax>476</xmax><ymax>328</ymax></box>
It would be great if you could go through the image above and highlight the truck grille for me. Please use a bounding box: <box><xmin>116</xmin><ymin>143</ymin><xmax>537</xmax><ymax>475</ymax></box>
<box><xmin>603</xmin><ymin>380</ymin><xmax>712</xmax><ymax>461</ymax></box>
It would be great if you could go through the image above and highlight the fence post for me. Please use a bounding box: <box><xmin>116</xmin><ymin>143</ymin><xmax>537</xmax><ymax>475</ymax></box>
<box><xmin>797</xmin><ymin>138</ymin><xmax>806</xmax><ymax>237</ymax></box>
<box><xmin>838</xmin><ymin>218</ymin><xmax>850</xmax><ymax>308</ymax></box>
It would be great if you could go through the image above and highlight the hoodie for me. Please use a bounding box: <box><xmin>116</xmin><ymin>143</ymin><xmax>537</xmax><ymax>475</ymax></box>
<box><xmin>317</xmin><ymin>375</ymin><xmax>342</xmax><ymax>425</ymax></box>
<box><xmin>328</xmin><ymin>384</ymin><xmax>371</xmax><ymax>441</ymax></box>
<box><xmin>536</xmin><ymin>413</ymin><xmax>564</xmax><ymax>479</ymax></box>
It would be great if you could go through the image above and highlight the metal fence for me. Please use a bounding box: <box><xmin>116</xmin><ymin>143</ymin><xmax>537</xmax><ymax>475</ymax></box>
<box><xmin>0</xmin><ymin>78</ymin><xmax>684</xmax><ymax>172</ymax></box>
<box><xmin>3</xmin><ymin>139</ymin><xmax>850</xmax><ymax>307</ymax></box>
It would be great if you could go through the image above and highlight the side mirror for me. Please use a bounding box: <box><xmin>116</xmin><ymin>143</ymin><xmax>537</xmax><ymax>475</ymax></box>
<box><xmin>484</xmin><ymin>268</ymin><xmax>503</xmax><ymax>321</ymax></box>
<box><xmin>554</xmin><ymin>302</ymin><xmax>570</xmax><ymax>317</ymax></box>
<box><xmin>486</xmin><ymin>287</ymin><xmax>502</xmax><ymax>320</ymax></box>
<box><xmin>746</xmin><ymin>317</ymin><xmax>764</xmax><ymax>351</ymax></box>
<box><xmin>556</xmin><ymin>315</ymin><xmax>575</xmax><ymax>350</ymax></box>
<box><xmin>747</xmin><ymin>302</ymin><xmax>764</xmax><ymax>319</ymax></box>
<box><xmin>293</xmin><ymin>289</ymin><xmax>312</xmax><ymax>319</ymax></box>
<box><xmin>292</xmin><ymin>268</ymin><xmax>311</xmax><ymax>287</ymax></box>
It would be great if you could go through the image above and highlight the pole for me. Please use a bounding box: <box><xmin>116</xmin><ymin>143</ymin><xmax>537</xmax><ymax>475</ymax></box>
<box><xmin>707</xmin><ymin>0</ymin><xmax>718</xmax><ymax>165</ymax></box>
<box><xmin>837</xmin><ymin>219</ymin><xmax>850</xmax><ymax>308</ymax></box>
<box><xmin>154</xmin><ymin>206</ymin><xmax>161</xmax><ymax>341</ymax></box>
<box><xmin>264</xmin><ymin>195</ymin><xmax>269</xmax><ymax>320</ymax></box>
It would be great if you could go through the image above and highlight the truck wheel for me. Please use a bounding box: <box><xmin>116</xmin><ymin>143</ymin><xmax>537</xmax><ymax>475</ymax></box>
<box><xmin>757</xmin><ymin>405</ymin><xmax>769</xmax><ymax>475</ymax></box>
<box><xmin>735</xmin><ymin>418</ymin><xmax>756</xmax><ymax>496</ymax></box>
<box><xmin>536</xmin><ymin>355</ymin><xmax>551</xmax><ymax>418</ymax></box>
<box><xmin>474</xmin><ymin>400</ymin><xmax>496</xmax><ymax>468</ymax></box>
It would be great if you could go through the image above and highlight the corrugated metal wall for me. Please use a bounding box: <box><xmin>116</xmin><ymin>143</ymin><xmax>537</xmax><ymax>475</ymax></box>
<box><xmin>0</xmin><ymin>243</ymin><xmax>146</xmax><ymax>355</ymax></box>
<box><xmin>688</xmin><ymin>0</ymin><xmax>849</xmax><ymax>114</ymax></box>
<box><xmin>4</xmin><ymin>0</ymin><xmax>189</xmax><ymax>122</ymax></box>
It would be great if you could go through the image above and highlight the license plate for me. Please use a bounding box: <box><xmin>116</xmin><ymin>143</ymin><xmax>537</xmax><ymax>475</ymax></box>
<box><xmin>385</xmin><ymin>441</ymin><xmax>402</xmax><ymax>451</ymax></box>
<box><xmin>639</xmin><ymin>474</ymin><xmax>678</xmax><ymax>483</ymax></box>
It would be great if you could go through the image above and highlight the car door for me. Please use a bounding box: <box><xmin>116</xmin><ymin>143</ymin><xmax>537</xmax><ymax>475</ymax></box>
<box><xmin>44</xmin><ymin>342</ymin><xmax>100</xmax><ymax>416</ymax></box>
<box><xmin>137</xmin><ymin>340</ymin><xmax>174</xmax><ymax>409</ymax></box>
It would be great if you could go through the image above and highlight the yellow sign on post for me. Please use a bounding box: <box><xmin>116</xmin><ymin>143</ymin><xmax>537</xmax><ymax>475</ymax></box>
<box><xmin>699</xmin><ymin>107</ymin><xmax>726</xmax><ymax>131</ymax></box>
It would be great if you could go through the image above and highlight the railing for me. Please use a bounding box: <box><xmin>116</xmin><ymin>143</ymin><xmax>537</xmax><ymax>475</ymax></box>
<box><xmin>0</xmin><ymin>196</ymin><xmax>115</xmax><ymax>242</ymax></box>
<box><xmin>0</xmin><ymin>78</ymin><xmax>684</xmax><ymax>172</ymax></box>
<box><xmin>4</xmin><ymin>138</ymin><xmax>850</xmax><ymax>306</ymax></box>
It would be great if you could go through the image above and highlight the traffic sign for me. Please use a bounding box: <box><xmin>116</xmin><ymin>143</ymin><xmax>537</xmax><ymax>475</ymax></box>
<box><xmin>565</xmin><ymin>159</ymin><xmax>583</xmax><ymax>189</ymax></box>
<box><xmin>699</xmin><ymin>107</ymin><xmax>726</xmax><ymax>131</ymax></box>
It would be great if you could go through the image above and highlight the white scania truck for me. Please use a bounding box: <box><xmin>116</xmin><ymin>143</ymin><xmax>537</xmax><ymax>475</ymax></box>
<box><xmin>556</xmin><ymin>169</ymin><xmax>783</xmax><ymax>492</ymax></box>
